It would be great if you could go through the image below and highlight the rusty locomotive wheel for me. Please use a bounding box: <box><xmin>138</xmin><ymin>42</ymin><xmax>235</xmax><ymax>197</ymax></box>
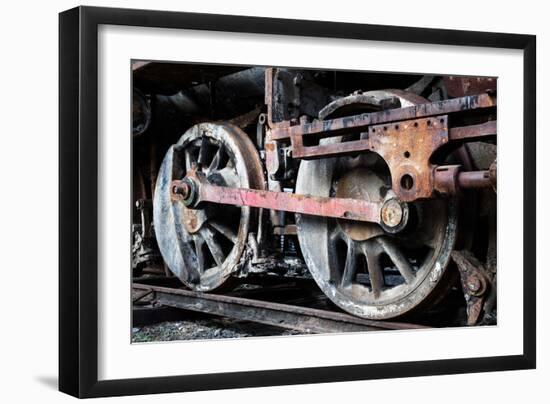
<box><xmin>296</xmin><ymin>90</ymin><xmax>459</xmax><ymax>320</ymax></box>
<box><xmin>153</xmin><ymin>122</ymin><xmax>265</xmax><ymax>291</ymax></box>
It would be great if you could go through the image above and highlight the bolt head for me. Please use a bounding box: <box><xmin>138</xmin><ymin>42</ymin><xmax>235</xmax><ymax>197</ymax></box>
<box><xmin>468</xmin><ymin>278</ymin><xmax>482</xmax><ymax>293</ymax></box>
<box><xmin>381</xmin><ymin>199</ymin><xmax>403</xmax><ymax>228</ymax></box>
<box><xmin>172</xmin><ymin>182</ymin><xmax>190</xmax><ymax>198</ymax></box>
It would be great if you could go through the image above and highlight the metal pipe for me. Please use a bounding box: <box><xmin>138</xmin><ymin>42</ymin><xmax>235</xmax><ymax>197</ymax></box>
<box><xmin>434</xmin><ymin>165</ymin><xmax>496</xmax><ymax>194</ymax></box>
<box><xmin>457</xmin><ymin>171</ymin><xmax>493</xmax><ymax>189</ymax></box>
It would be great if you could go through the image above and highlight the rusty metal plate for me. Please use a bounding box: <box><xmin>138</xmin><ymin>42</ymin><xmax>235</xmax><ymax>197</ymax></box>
<box><xmin>369</xmin><ymin>115</ymin><xmax>449</xmax><ymax>201</ymax></box>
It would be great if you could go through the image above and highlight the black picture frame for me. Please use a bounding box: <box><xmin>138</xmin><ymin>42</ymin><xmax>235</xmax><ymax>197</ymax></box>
<box><xmin>59</xmin><ymin>5</ymin><xmax>536</xmax><ymax>398</ymax></box>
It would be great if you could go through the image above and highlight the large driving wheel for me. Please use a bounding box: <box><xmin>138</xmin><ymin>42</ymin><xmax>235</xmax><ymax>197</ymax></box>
<box><xmin>153</xmin><ymin>123</ymin><xmax>264</xmax><ymax>291</ymax></box>
<box><xmin>296</xmin><ymin>90</ymin><xmax>459</xmax><ymax>319</ymax></box>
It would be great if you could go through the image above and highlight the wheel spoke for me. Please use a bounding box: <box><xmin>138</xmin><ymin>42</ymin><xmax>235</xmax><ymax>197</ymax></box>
<box><xmin>341</xmin><ymin>241</ymin><xmax>357</xmax><ymax>287</ymax></box>
<box><xmin>329</xmin><ymin>227</ymin><xmax>342</xmax><ymax>247</ymax></box>
<box><xmin>197</xmin><ymin>136</ymin><xmax>211</xmax><ymax>167</ymax></box>
<box><xmin>193</xmin><ymin>236</ymin><xmax>205</xmax><ymax>274</ymax></box>
<box><xmin>365</xmin><ymin>241</ymin><xmax>384</xmax><ymax>298</ymax></box>
<box><xmin>218</xmin><ymin>166</ymin><xmax>239</xmax><ymax>188</ymax></box>
<box><xmin>184</xmin><ymin>149</ymin><xmax>193</xmax><ymax>171</ymax></box>
<box><xmin>378</xmin><ymin>237</ymin><xmax>416</xmax><ymax>284</ymax></box>
<box><xmin>422</xmin><ymin>237</ymin><xmax>437</xmax><ymax>250</ymax></box>
<box><xmin>209</xmin><ymin>220</ymin><xmax>238</xmax><ymax>244</ymax></box>
<box><xmin>171</xmin><ymin>205</ymin><xmax>192</xmax><ymax>242</ymax></box>
<box><xmin>201</xmin><ymin>227</ymin><xmax>225</xmax><ymax>268</ymax></box>
<box><xmin>414</xmin><ymin>200</ymin><xmax>446</xmax><ymax>249</ymax></box>
<box><xmin>208</xmin><ymin>146</ymin><xmax>224</xmax><ymax>173</ymax></box>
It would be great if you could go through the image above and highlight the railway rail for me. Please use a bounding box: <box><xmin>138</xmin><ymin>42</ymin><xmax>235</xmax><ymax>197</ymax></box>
<box><xmin>133</xmin><ymin>281</ymin><xmax>427</xmax><ymax>334</ymax></box>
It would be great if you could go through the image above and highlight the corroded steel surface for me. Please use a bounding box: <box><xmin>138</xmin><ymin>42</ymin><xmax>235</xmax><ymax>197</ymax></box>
<box><xmin>176</xmin><ymin>172</ymin><xmax>384</xmax><ymax>224</ymax></box>
<box><xmin>291</xmin><ymin>113</ymin><xmax>496</xmax><ymax>201</ymax></box>
<box><xmin>368</xmin><ymin>115</ymin><xmax>449</xmax><ymax>201</ymax></box>
<box><xmin>457</xmin><ymin>170</ymin><xmax>494</xmax><ymax>189</ymax></box>
<box><xmin>292</xmin><ymin>115</ymin><xmax>449</xmax><ymax>201</ymax></box>
<box><xmin>269</xmin><ymin>93</ymin><xmax>496</xmax><ymax>141</ymax></box>
<box><xmin>434</xmin><ymin>166</ymin><xmax>495</xmax><ymax>195</ymax></box>
<box><xmin>449</xmin><ymin>121</ymin><xmax>497</xmax><ymax>141</ymax></box>
<box><xmin>442</xmin><ymin>76</ymin><xmax>497</xmax><ymax>97</ymax></box>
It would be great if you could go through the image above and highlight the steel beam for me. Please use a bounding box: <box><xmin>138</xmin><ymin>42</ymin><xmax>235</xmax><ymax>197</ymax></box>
<box><xmin>133</xmin><ymin>283</ymin><xmax>426</xmax><ymax>334</ymax></box>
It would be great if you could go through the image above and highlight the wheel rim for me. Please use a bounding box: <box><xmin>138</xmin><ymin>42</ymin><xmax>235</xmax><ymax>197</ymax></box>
<box><xmin>296</xmin><ymin>90</ymin><xmax>459</xmax><ymax>319</ymax></box>
<box><xmin>153</xmin><ymin>123</ymin><xmax>264</xmax><ymax>291</ymax></box>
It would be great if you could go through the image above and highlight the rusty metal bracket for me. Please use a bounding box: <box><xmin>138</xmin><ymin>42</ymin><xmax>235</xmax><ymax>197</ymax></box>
<box><xmin>290</xmin><ymin>114</ymin><xmax>496</xmax><ymax>201</ymax></box>
<box><xmin>265</xmin><ymin>92</ymin><xmax>496</xmax><ymax>202</ymax></box>
<box><xmin>289</xmin><ymin>115</ymin><xmax>450</xmax><ymax>201</ymax></box>
<box><xmin>370</xmin><ymin>115</ymin><xmax>449</xmax><ymax>201</ymax></box>
<box><xmin>451</xmin><ymin>250</ymin><xmax>494</xmax><ymax>326</ymax></box>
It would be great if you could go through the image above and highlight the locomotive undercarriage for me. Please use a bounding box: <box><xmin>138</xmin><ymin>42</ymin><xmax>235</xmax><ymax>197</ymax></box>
<box><xmin>133</xmin><ymin>63</ymin><xmax>497</xmax><ymax>326</ymax></box>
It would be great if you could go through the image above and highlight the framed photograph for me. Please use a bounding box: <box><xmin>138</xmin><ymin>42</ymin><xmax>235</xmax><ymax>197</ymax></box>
<box><xmin>59</xmin><ymin>6</ymin><xmax>536</xmax><ymax>398</ymax></box>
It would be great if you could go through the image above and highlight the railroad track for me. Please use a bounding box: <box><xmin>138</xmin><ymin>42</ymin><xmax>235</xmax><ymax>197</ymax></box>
<box><xmin>132</xmin><ymin>281</ymin><xmax>427</xmax><ymax>334</ymax></box>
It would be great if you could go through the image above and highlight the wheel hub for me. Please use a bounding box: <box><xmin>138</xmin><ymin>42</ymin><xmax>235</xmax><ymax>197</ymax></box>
<box><xmin>380</xmin><ymin>199</ymin><xmax>403</xmax><ymax>227</ymax></box>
